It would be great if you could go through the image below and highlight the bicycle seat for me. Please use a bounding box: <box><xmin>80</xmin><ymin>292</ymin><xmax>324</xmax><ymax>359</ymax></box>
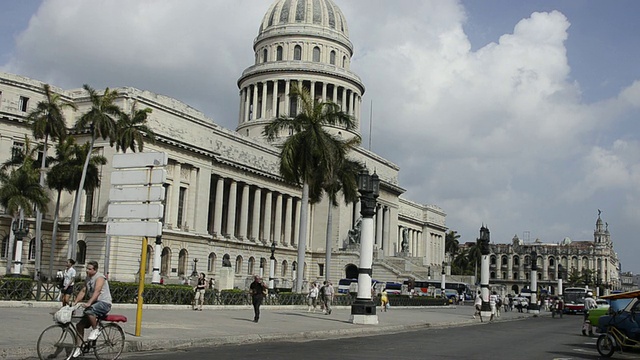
<box><xmin>103</xmin><ymin>314</ymin><xmax>128</xmax><ymax>323</ymax></box>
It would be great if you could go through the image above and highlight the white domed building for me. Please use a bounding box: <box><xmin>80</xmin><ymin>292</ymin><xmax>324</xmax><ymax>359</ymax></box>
<box><xmin>0</xmin><ymin>0</ymin><xmax>447</xmax><ymax>289</ymax></box>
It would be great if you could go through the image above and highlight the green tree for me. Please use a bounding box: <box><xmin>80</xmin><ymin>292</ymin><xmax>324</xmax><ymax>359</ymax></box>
<box><xmin>115</xmin><ymin>100</ymin><xmax>155</xmax><ymax>153</ymax></box>
<box><xmin>27</xmin><ymin>83</ymin><xmax>76</xmax><ymax>279</ymax></box>
<box><xmin>263</xmin><ymin>84</ymin><xmax>357</xmax><ymax>292</ymax></box>
<box><xmin>46</xmin><ymin>137</ymin><xmax>106</xmax><ymax>276</ymax></box>
<box><xmin>69</xmin><ymin>85</ymin><xmax>120</xmax><ymax>258</ymax></box>
<box><xmin>467</xmin><ymin>239</ymin><xmax>483</xmax><ymax>280</ymax></box>
<box><xmin>0</xmin><ymin>138</ymin><xmax>49</xmax><ymax>274</ymax></box>
<box><xmin>445</xmin><ymin>230</ymin><xmax>460</xmax><ymax>258</ymax></box>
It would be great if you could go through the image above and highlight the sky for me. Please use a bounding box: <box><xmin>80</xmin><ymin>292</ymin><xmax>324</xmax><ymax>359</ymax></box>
<box><xmin>1</xmin><ymin>0</ymin><xmax>639</xmax><ymax>274</ymax></box>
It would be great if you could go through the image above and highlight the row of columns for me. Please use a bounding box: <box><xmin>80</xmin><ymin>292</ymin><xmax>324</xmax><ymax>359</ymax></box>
<box><xmin>491</xmin><ymin>254</ymin><xmax>610</xmax><ymax>282</ymax></box>
<box><xmin>239</xmin><ymin>79</ymin><xmax>362</xmax><ymax>125</ymax></box>
<box><xmin>396</xmin><ymin>226</ymin><xmax>423</xmax><ymax>257</ymax></box>
<box><xmin>208</xmin><ymin>176</ymin><xmax>306</xmax><ymax>248</ymax></box>
<box><xmin>353</xmin><ymin>202</ymin><xmax>393</xmax><ymax>256</ymax></box>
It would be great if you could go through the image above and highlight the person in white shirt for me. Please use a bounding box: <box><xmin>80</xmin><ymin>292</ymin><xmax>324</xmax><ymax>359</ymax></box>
<box><xmin>582</xmin><ymin>292</ymin><xmax>598</xmax><ymax>336</ymax></box>
<box><xmin>61</xmin><ymin>259</ymin><xmax>76</xmax><ymax>306</ymax></box>
<box><xmin>473</xmin><ymin>291</ymin><xmax>482</xmax><ymax>319</ymax></box>
<box><xmin>489</xmin><ymin>291</ymin><xmax>498</xmax><ymax>322</ymax></box>
<box><xmin>307</xmin><ymin>283</ymin><xmax>319</xmax><ymax>312</ymax></box>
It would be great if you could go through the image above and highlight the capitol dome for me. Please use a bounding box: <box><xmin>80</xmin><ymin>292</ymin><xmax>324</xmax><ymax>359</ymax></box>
<box><xmin>258</xmin><ymin>0</ymin><xmax>349</xmax><ymax>39</ymax></box>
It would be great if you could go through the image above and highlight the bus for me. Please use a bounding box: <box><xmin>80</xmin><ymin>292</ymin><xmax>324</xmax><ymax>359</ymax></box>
<box><xmin>337</xmin><ymin>279</ymin><xmax>401</xmax><ymax>295</ymax></box>
<box><xmin>403</xmin><ymin>279</ymin><xmax>472</xmax><ymax>298</ymax></box>
<box><xmin>563</xmin><ymin>287</ymin><xmax>589</xmax><ymax>314</ymax></box>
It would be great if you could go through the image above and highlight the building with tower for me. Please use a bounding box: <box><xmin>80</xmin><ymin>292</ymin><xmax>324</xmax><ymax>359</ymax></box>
<box><xmin>0</xmin><ymin>0</ymin><xmax>447</xmax><ymax>288</ymax></box>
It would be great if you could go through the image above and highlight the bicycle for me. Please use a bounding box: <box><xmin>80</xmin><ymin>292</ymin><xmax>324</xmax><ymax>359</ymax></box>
<box><xmin>37</xmin><ymin>304</ymin><xmax>127</xmax><ymax>360</ymax></box>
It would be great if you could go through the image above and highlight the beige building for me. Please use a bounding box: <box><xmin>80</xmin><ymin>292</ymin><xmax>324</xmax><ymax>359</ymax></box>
<box><xmin>0</xmin><ymin>0</ymin><xmax>447</xmax><ymax>289</ymax></box>
<box><xmin>479</xmin><ymin>213</ymin><xmax>621</xmax><ymax>296</ymax></box>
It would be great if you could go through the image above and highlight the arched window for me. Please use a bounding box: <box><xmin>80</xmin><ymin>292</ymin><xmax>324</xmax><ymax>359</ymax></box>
<box><xmin>501</xmin><ymin>256</ymin><xmax>508</xmax><ymax>266</ymax></box>
<box><xmin>490</xmin><ymin>272</ymin><xmax>496</xmax><ymax>279</ymax></box>
<box><xmin>312</xmin><ymin>46</ymin><xmax>320</xmax><ymax>62</ymax></box>
<box><xmin>330</xmin><ymin>50</ymin><xmax>336</xmax><ymax>65</ymax></box>
<box><xmin>342</xmin><ymin>55</ymin><xmax>347</xmax><ymax>67</ymax></box>
<box><xmin>248</xmin><ymin>257</ymin><xmax>255</xmax><ymax>275</ymax></box>
<box><xmin>294</xmin><ymin>45</ymin><xmax>302</xmax><ymax>60</ymax></box>
<box><xmin>262</xmin><ymin>48</ymin><xmax>268</xmax><ymax>63</ymax></box>
<box><xmin>260</xmin><ymin>258</ymin><xmax>267</xmax><ymax>277</ymax></box>
<box><xmin>28</xmin><ymin>238</ymin><xmax>36</xmax><ymax>260</ymax></box>
<box><xmin>235</xmin><ymin>255</ymin><xmax>243</xmax><ymax>274</ymax></box>
<box><xmin>178</xmin><ymin>249</ymin><xmax>188</xmax><ymax>276</ymax></box>
<box><xmin>537</xmin><ymin>272</ymin><xmax>542</xmax><ymax>280</ymax></box>
<box><xmin>525</xmin><ymin>272</ymin><xmax>530</xmax><ymax>280</ymax></box>
<box><xmin>490</xmin><ymin>255</ymin><xmax>496</xmax><ymax>265</ymax></box>
<box><xmin>161</xmin><ymin>247</ymin><xmax>171</xmax><ymax>276</ymax></box>
<box><xmin>281</xmin><ymin>260</ymin><xmax>288</xmax><ymax>277</ymax></box>
<box><xmin>276</xmin><ymin>46</ymin><xmax>283</xmax><ymax>61</ymax></box>
<box><xmin>513</xmin><ymin>272</ymin><xmax>519</xmax><ymax>280</ymax></box>
<box><xmin>208</xmin><ymin>252</ymin><xmax>216</xmax><ymax>273</ymax></box>
<box><xmin>549</xmin><ymin>257</ymin><xmax>555</xmax><ymax>267</ymax></box>
<box><xmin>502</xmin><ymin>272</ymin><xmax>507</xmax><ymax>279</ymax></box>
<box><xmin>513</xmin><ymin>256</ymin><xmax>520</xmax><ymax>266</ymax></box>
<box><xmin>1</xmin><ymin>235</ymin><xmax>8</xmax><ymax>259</ymax></box>
<box><xmin>76</xmin><ymin>241</ymin><xmax>86</xmax><ymax>265</ymax></box>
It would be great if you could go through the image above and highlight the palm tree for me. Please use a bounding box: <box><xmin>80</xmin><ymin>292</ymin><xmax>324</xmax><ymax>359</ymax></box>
<box><xmin>0</xmin><ymin>140</ymin><xmax>49</xmax><ymax>274</ymax></box>
<box><xmin>263</xmin><ymin>84</ymin><xmax>357</xmax><ymax>292</ymax></box>
<box><xmin>115</xmin><ymin>100</ymin><xmax>155</xmax><ymax>153</ymax></box>
<box><xmin>467</xmin><ymin>239</ymin><xmax>483</xmax><ymax>282</ymax></box>
<box><xmin>445</xmin><ymin>230</ymin><xmax>460</xmax><ymax>258</ymax></box>
<box><xmin>69</xmin><ymin>85</ymin><xmax>120</xmax><ymax>258</ymax></box>
<box><xmin>320</xmin><ymin>151</ymin><xmax>362</xmax><ymax>283</ymax></box>
<box><xmin>46</xmin><ymin>137</ymin><xmax>106</xmax><ymax>277</ymax></box>
<box><xmin>27</xmin><ymin>83</ymin><xmax>75</xmax><ymax>279</ymax></box>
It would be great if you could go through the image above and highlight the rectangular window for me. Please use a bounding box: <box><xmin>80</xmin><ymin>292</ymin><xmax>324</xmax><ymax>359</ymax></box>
<box><xmin>319</xmin><ymin>264</ymin><xmax>324</xmax><ymax>277</ymax></box>
<box><xmin>19</xmin><ymin>96</ymin><xmax>29</xmax><ymax>112</ymax></box>
<box><xmin>177</xmin><ymin>187</ymin><xmax>186</xmax><ymax>228</ymax></box>
<box><xmin>84</xmin><ymin>189</ymin><xmax>94</xmax><ymax>221</ymax></box>
<box><xmin>11</xmin><ymin>141</ymin><xmax>24</xmax><ymax>162</ymax></box>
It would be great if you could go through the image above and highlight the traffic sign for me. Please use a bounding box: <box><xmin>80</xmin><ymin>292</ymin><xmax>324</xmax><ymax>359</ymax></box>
<box><xmin>112</xmin><ymin>152</ymin><xmax>168</xmax><ymax>169</ymax></box>
<box><xmin>111</xmin><ymin>169</ymin><xmax>166</xmax><ymax>186</ymax></box>
<box><xmin>107</xmin><ymin>203</ymin><xmax>164</xmax><ymax>219</ymax></box>
<box><xmin>110</xmin><ymin>186</ymin><xmax>165</xmax><ymax>202</ymax></box>
<box><xmin>106</xmin><ymin>221</ymin><xmax>162</xmax><ymax>237</ymax></box>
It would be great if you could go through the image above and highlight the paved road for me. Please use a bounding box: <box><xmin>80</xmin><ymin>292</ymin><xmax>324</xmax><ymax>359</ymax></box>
<box><xmin>0</xmin><ymin>302</ymin><xmax>540</xmax><ymax>359</ymax></box>
<box><xmin>119</xmin><ymin>315</ymin><xmax>640</xmax><ymax>360</ymax></box>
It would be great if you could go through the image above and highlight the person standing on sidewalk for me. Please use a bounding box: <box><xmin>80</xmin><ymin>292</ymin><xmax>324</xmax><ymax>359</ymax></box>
<box><xmin>473</xmin><ymin>291</ymin><xmax>482</xmax><ymax>319</ymax></box>
<box><xmin>307</xmin><ymin>283</ymin><xmax>319</xmax><ymax>312</ymax></box>
<box><xmin>193</xmin><ymin>272</ymin><xmax>206</xmax><ymax>311</ymax></box>
<box><xmin>582</xmin><ymin>292</ymin><xmax>597</xmax><ymax>336</ymax></box>
<box><xmin>61</xmin><ymin>259</ymin><xmax>76</xmax><ymax>306</ymax></box>
<box><xmin>249</xmin><ymin>275</ymin><xmax>267</xmax><ymax>323</ymax></box>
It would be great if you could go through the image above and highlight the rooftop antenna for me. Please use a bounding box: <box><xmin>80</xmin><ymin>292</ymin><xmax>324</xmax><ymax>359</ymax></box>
<box><xmin>368</xmin><ymin>100</ymin><xmax>373</xmax><ymax>151</ymax></box>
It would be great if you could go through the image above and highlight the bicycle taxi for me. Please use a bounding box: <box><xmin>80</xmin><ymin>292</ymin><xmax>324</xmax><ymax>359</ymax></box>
<box><xmin>595</xmin><ymin>289</ymin><xmax>640</xmax><ymax>358</ymax></box>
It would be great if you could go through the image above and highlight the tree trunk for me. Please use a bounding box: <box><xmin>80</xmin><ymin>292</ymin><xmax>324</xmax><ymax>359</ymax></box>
<box><xmin>5</xmin><ymin>218</ymin><xmax>16</xmax><ymax>274</ymax></box>
<box><xmin>295</xmin><ymin>182</ymin><xmax>309</xmax><ymax>293</ymax></box>
<box><xmin>48</xmin><ymin>189</ymin><xmax>62</xmax><ymax>279</ymax></box>
<box><xmin>34</xmin><ymin>135</ymin><xmax>48</xmax><ymax>280</ymax></box>
<box><xmin>68</xmin><ymin>135</ymin><xmax>95</xmax><ymax>259</ymax></box>
<box><xmin>324</xmin><ymin>200</ymin><xmax>333</xmax><ymax>283</ymax></box>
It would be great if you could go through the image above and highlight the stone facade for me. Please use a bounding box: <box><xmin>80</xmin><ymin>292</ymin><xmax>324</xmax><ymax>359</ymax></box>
<box><xmin>0</xmin><ymin>0</ymin><xmax>446</xmax><ymax>289</ymax></box>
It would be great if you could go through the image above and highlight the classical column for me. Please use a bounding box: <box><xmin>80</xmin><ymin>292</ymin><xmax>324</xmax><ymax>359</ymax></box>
<box><xmin>353</xmin><ymin>200</ymin><xmax>361</xmax><ymax>225</ymax></box>
<box><xmin>239</xmin><ymin>183</ymin><xmax>250</xmax><ymax>240</ymax></box>
<box><xmin>543</xmin><ymin>255</ymin><xmax>549</xmax><ymax>281</ymax></box>
<box><xmin>251</xmin><ymin>187</ymin><xmax>261</xmax><ymax>241</ymax></box>
<box><xmin>273</xmin><ymin>193</ymin><xmax>283</xmax><ymax>245</ymax></box>
<box><xmin>349</xmin><ymin>90</ymin><xmax>355</xmax><ymax>116</ymax></box>
<box><xmin>507</xmin><ymin>255</ymin><xmax>513</xmax><ymax>280</ymax></box>
<box><xmin>272</xmin><ymin>80</ymin><xmax>279</xmax><ymax>118</ymax></box>
<box><xmin>375</xmin><ymin>205</ymin><xmax>383</xmax><ymax>249</ymax></box>
<box><xmin>382</xmin><ymin>206</ymin><xmax>390</xmax><ymax>255</ymax></box>
<box><xmin>238</xmin><ymin>89</ymin><xmax>244</xmax><ymax>124</ymax></box>
<box><xmin>332</xmin><ymin>84</ymin><xmax>338</xmax><ymax>104</ymax></box>
<box><xmin>252</xmin><ymin>84</ymin><xmax>259</xmax><ymax>120</ymax></box>
<box><xmin>322</xmin><ymin>82</ymin><xmax>327</xmax><ymax>102</ymax></box>
<box><xmin>341</xmin><ymin>88</ymin><xmax>347</xmax><ymax>111</ymax></box>
<box><xmin>243</xmin><ymin>87</ymin><xmax>250</xmax><ymax>123</ymax></box>
<box><xmin>225</xmin><ymin>180</ymin><xmax>237</xmax><ymax>238</ymax></box>
<box><xmin>284</xmin><ymin>196</ymin><xmax>292</xmax><ymax>246</ymax></box>
<box><xmin>261</xmin><ymin>82</ymin><xmax>267</xmax><ymax>119</ymax></box>
<box><xmin>263</xmin><ymin>191</ymin><xmax>272</xmax><ymax>243</ymax></box>
<box><xmin>310</xmin><ymin>81</ymin><xmax>316</xmax><ymax>102</ymax></box>
<box><xmin>284</xmin><ymin>80</ymin><xmax>291</xmax><ymax>116</ymax></box>
<box><xmin>170</xmin><ymin>162</ymin><xmax>181</xmax><ymax>229</ymax></box>
<box><xmin>213</xmin><ymin>177</ymin><xmax>224</xmax><ymax>236</ymax></box>
<box><xmin>293</xmin><ymin>199</ymin><xmax>301</xmax><ymax>247</ymax></box>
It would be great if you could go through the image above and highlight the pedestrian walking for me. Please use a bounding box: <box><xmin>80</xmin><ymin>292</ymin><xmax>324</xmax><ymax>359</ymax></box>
<box><xmin>307</xmin><ymin>283</ymin><xmax>319</xmax><ymax>312</ymax></box>
<box><xmin>321</xmin><ymin>281</ymin><xmax>334</xmax><ymax>315</ymax></box>
<box><xmin>582</xmin><ymin>292</ymin><xmax>597</xmax><ymax>336</ymax></box>
<box><xmin>249</xmin><ymin>275</ymin><xmax>267</xmax><ymax>323</ymax></box>
<box><xmin>380</xmin><ymin>290</ymin><xmax>389</xmax><ymax>312</ymax></box>
<box><xmin>473</xmin><ymin>291</ymin><xmax>482</xmax><ymax>319</ymax></box>
<box><xmin>61</xmin><ymin>259</ymin><xmax>76</xmax><ymax>306</ymax></box>
<box><xmin>489</xmin><ymin>291</ymin><xmax>498</xmax><ymax>322</ymax></box>
<box><xmin>193</xmin><ymin>272</ymin><xmax>206</xmax><ymax>311</ymax></box>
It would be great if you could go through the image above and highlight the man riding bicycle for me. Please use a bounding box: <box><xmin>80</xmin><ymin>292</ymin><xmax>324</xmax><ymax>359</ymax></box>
<box><xmin>73</xmin><ymin>261</ymin><xmax>112</xmax><ymax>358</ymax></box>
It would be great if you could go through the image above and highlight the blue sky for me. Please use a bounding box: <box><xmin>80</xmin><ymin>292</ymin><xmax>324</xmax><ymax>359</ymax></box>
<box><xmin>1</xmin><ymin>1</ymin><xmax>639</xmax><ymax>275</ymax></box>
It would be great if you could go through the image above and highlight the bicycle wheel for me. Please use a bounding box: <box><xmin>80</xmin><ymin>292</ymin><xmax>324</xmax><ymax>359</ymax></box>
<box><xmin>37</xmin><ymin>324</ymin><xmax>76</xmax><ymax>360</ymax></box>
<box><xmin>94</xmin><ymin>323</ymin><xmax>125</xmax><ymax>360</ymax></box>
<box><xmin>596</xmin><ymin>334</ymin><xmax>616</xmax><ymax>358</ymax></box>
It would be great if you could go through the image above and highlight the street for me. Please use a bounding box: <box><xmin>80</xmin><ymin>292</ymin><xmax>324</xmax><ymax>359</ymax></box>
<box><xmin>118</xmin><ymin>314</ymin><xmax>639</xmax><ymax>360</ymax></box>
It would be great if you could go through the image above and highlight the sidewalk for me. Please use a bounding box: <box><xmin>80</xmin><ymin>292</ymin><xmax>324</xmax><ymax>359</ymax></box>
<box><xmin>0</xmin><ymin>302</ymin><xmax>536</xmax><ymax>359</ymax></box>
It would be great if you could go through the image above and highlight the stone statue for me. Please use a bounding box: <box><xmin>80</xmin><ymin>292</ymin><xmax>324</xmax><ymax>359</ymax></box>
<box><xmin>348</xmin><ymin>217</ymin><xmax>362</xmax><ymax>245</ymax></box>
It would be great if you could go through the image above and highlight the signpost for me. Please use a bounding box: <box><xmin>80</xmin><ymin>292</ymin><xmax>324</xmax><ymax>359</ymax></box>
<box><xmin>106</xmin><ymin>152</ymin><xmax>167</xmax><ymax>337</ymax></box>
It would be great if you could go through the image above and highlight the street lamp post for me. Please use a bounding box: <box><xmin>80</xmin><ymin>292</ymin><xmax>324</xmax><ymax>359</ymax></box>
<box><xmin>529</xmin><ymin>250</ymin><xmax>540</xmax><ymax>315</ymax></box>
<box><xmin>269</xmin><ymin>241</ymin><xmax>276</xmax><ymax>295</ymax></box>
<box><xmin>12</xmin><ymin>219</ymin><xmax>30</xmax><ymax>276</ymax></box>
<box><xmin>350</xmin><ymin>168</ymin><xmax>379</xmax><ymax>325</ymax></box>
<box><xmin>595</xmin><ymin>275</ymin><xmax>601</xmax><ymax>297</ymax></box>
<box><xmin>557</xmin><ymin>264</ymin><xmax>563</xmax><ymax>297</ymax></box>
<box><xmin>191</xmin><ymin>258</ymin><xmax>199</xmax><ymax>278</ymax></box>
<box><xmin>441</xmin><ymin>261</ymin><xmax>446</xmax><ymax>299</ymax></box>
<box><xmin>479</xmin><ymin>225</ymin><xmax>492</xmax><ymax>319</ymax></box>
